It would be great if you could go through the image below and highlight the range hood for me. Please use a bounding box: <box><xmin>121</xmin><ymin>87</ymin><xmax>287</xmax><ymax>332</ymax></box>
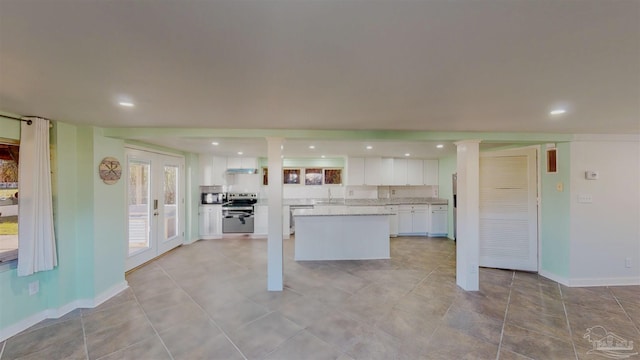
<box><xmin>226</xmin><ymin>168</ymin><xmax>258</xmax><ymax>175</ymax></box>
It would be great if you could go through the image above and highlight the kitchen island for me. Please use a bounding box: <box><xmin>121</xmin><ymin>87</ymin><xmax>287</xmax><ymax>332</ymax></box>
<box><xmin>292</xmin><ymin>207</ymin><xmax>394</xmax><ymax>261</ymax></box>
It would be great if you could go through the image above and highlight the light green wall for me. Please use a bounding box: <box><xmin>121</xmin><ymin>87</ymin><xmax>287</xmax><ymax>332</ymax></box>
<box><xmin>437</xmin><ymin>155</ymin><xmax>457</xmax><ymax>239</ymax></box>
<box><xmin>0</xmin><ymin>115</ymin><xmax>20</xmax><ymax>140</ymax></box>
<box><xmin>1</xmin><ymin>120</ymin><xmax>127</xmax><ymax>335</ymax></box>
<box><xmin>185</xmin><ymin>153</ymin><xmax>200</xmax><ymax>243</ymax></box>
<box><xmin>258</xmin><ymin>157</ymin><xmax>345</xmax><ymax>168</ymax></box>
<box><xmin>539</xmin><ymin>143</ymin><xmax>571</xmax><ymax>278</ymax></box>
<box><xmin>91</xmin><ymin>128</ymin><xmax>126</xmax><ymax>294</ymax></box>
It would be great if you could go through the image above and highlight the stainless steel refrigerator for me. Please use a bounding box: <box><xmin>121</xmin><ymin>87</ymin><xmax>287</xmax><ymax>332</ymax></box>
<box><xmin>452</xmin><ymin>173</ymin><xmax>457</xmax><ymax>240</ymax></box>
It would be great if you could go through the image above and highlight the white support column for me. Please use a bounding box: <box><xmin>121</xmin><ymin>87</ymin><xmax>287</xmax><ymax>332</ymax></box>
<box><xmin>266</xmin><ymin>137</ymin><xmax>284</xmax><ymax>291</ymax></box>
<box><xmin>454</xmin><ymin>140</ymin><xmax>481</xmax><ymax>291</ymax></box>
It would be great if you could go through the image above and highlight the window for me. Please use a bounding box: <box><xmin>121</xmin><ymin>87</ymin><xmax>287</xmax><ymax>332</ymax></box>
<box><xmin>0</xmin><ymin>141</ymin><xmax>19</xmax><ymax>263</ymax></box>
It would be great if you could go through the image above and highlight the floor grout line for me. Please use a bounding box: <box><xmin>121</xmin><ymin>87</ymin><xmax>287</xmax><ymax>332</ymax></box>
<box><xmin>495</xmin><ymin>270</ymin><xmax>516</xmax><ymax>360</ymax></box>
<box><xmin>0</xmin><ymin>338</ymin><xmax>5</xmax><ymax>360</ymax></box>
<box><xmin>558</xmin><ymin>284</ymin><xmax>580</xmax><ymax>360</ymax></box>
<box><xmin>79</xmin><ymin>311</ymin><xmax>89</xmax><ymax>360</ymax></box>
<box><xmin>123</xmin><ymin>287</ymin><xmax>176</xmax><ymax>360</ymax></box>
<box><xmin>156</xmin><ymin>261</ymin><xmax>249</xmax><ymax>360</ymax></box>
<box><xmin>609</xmin><ymin>287</ymin><xmax>640</xmax><ymax>335</ymax></box>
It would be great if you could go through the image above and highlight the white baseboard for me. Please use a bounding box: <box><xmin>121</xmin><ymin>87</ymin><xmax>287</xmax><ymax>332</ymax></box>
<box><xmin>0</xmin><ymin>281</ymin><xmax>128</xmax><ymax>342</ymax></box>
<box><xmin>539</xmin><ymin>270</ymin><xmax>640</xmax><ymax>287</ymax></box>
<box><xmin>567</xmin><ymin>276</ymin><xmax>640</xmax><ymax>287</ymax></box>
<box><xmin>538</xmin><ymin>270</ymin><xmax>570</xmax><ymax>286</ymax></box>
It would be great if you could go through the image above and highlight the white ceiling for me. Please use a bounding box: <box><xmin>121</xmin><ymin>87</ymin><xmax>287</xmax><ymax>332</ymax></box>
<box><xmin>1</xmin><ymin>1</ymin><xmax>638</xmax><ymax>156</ymax></box>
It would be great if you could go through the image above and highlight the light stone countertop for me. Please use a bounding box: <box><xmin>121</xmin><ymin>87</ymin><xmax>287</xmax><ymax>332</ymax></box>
<box><xmin>293</xmin><ymin>207</ymin><xmax>396</xmax><ymax>217</ymax></box>
<box><xmin>257</xmin><ymin>197</ymin><xmax>449</xmax><ymax>206</ymax></box>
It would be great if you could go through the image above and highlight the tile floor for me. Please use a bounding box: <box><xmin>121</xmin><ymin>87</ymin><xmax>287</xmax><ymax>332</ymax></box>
<box><xmin>1</xmin><ymin>236</ymin><xmax>639</xmax><ymax>359</ymax></box>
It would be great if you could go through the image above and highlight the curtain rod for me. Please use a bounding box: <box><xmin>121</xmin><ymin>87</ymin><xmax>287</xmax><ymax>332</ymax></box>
<box><xmin>1</xmin><ymin>114</ymin><xmax>52</xmax><ymax>126</ymax></box>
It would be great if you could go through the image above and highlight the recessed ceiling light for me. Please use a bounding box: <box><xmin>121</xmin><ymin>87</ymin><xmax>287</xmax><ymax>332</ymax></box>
<box><xmin>237</xmin><ymin>151</ymin><xmax>243</xmax><ymax>155</ymax></box>
<box><xmin>211</xmin><ymin>142</ymin><xmax>219</xmax><ymax>146</ymax></box>
<box><xmin>118</xmin><ymin>101</ymin><xmax>134</xmax><ymax>107</ymax></box>
<box><xmin>436</xmin><ymin>144</ymin><xmax>444</xmax><ymax>149</ymax></box>
<box><xmin>404</xmin><ymin>153</ymin><xmax>411</xmax><ymax>157</ymax></box>
<box><xmin>366</xmin><ymin>145</ymin><xmax>373</xmax><ymax>150</ymax></box>
<box><xmin>321</xmin><ymin>155</ymin><xmax>326</xmax><ymax>158</ymax></box>
<box><xmin>309</xmin><ymin>145</ymin><xmax>315</xmax><ymax>149</ymax></box>
<box><xmin>550</xmin><ymin>109</ymin><xmax>566</xmax><ymax>116</ymax></box>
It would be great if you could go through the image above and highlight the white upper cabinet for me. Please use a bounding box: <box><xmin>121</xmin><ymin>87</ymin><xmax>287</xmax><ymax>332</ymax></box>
<box><xmin>392</xmin><ymin>159</ymin><xmax>408</xmax><ymax>185</ymax></box>
<box><xmin>227</xmin><ymin>157</ymin><xmax>257</xmax><ymax>169</ymax></box>
<box><xmin>423</xmin><ymin>159</ymin><xmax>439</xmax><ymax>185</ymax></box>
<box><xmin>199</xmin><ymin>153</ymin><xmax>214</xmax><ymax>185</ymax></box>
<box><xmin>347</xmin><ymin>157</ymin><xmax>365</xmax><ymax>185</ymax></box>
<box><xmin>364</xmin><ymin>157</ymin><xmax>382</xmax><ymax>185</ymax></box>
<box><xmin>347</xmin><ymin>157</ymin><xmax>388</xmax><ymax>186</ymax></box>
<box><xmin>392</xmin><ymin>159</ymin><xmax>423</xmax><ymax>185</ymax></box>
<box><xmin>381</xmin><ymin>158</ymin><xmax>394</xmax><ymax>185</ymax></box>
<box><xmin>212</xmin><ymin>156</ymin><xmax>228</xmax><ymax>185</ymax></box>
<box><xmin>407</xmin><ymin>159</ymin><xmax>423</xmax><ymax>185</ymax></box>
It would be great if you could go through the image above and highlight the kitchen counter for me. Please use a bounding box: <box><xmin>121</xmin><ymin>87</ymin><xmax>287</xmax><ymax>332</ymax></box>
<box><xmin>259</xmin><ymin>197</ymin><xmax>448</xmax><ymax>206</ymax></box>
<box><xmin>293</xmin><ymin>207</ymin><xmax>394</xmax><ymax>217</ymax></box>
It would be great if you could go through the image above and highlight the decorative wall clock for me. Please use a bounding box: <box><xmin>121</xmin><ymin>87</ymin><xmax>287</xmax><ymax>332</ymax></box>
<box><xmin>99</xmin><ymin>157</ymin><xmax>122</xmax><ymax>185</ymax></box>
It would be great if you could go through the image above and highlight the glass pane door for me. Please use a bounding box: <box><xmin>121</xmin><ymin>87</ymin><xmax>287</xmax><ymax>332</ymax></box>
<box><xmin>164</xmin><ymin>165</ymin><xmax>178</xmax><ymax>239</ymax></box>
<box><xmin>128</xmin><ymin>159</ymin><xmax>151</xmax><ymax>256</ymax></box>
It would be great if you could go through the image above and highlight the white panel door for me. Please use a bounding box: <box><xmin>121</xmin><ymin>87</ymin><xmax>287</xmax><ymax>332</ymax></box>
<box><xmin>479</xmin><ymin>147</ymin><xmax>538</xmax><ymax>271</ymax></box>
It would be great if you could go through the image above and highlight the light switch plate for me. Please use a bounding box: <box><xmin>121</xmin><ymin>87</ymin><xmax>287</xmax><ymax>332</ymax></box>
<box><xmin>585</xmin><ymin>171</ymin><xmax>599</xmax><ymax>180</ymax></box>
<box><xmin>556</xmin><ymin>182</ymin><xmax>564</xmax><ymax>192</ymax></box>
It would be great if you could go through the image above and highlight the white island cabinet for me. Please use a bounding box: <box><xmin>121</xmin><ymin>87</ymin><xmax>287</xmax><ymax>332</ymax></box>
<box><xmin>293</xmin><ymin>207</ymin><xmax>392</xmax><ymax>261</ymax></box>
<box><xmin>253</xmin><ymin>204</ymin><xmax>290</xmax><ymax>239</ymax></box>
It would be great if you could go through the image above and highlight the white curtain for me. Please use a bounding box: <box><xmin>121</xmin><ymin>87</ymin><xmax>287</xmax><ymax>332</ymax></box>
<box><xmin>17</xmin><ymin>118</ymin><xmax>57</xmax><ymax>276</ymax></box>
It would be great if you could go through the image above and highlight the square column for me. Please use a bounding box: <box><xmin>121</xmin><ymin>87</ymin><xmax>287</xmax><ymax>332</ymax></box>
<box><xmin>266</xmin><ymin>137</ymin><xmax>284</xmax><ymax>291</ymax></box>
<box><xmin>454</xmin><ymin>140</ymin><xmax>481</xmax><ymax>291</ymax></box>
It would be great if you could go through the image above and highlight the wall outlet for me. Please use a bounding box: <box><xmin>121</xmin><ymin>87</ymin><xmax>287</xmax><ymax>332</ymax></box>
<box><xmin>577</xmin><ymin>194</ymin><xmax>593</xmax><ymax>203</ymax></box>
<box><xmin>626</xmin><ymin>257</ymin><xmax>632</xmax><ymax>268</ymax></box>
<box><xmin>348</xmin><ymin>190</ymin><xmax>354</xmax><ymax>196</ymax></box>
<box><xmin>28</xmin><ymin>281</ymin><xmax>39</xmax><ymax>296</ymax></box>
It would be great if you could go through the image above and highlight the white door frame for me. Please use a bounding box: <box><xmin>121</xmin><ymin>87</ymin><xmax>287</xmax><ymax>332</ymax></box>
<box><xmin>125</xmin><ymin>146</ymin><xmax>185</xmax><ymax>271</ymax></box>
<box><xmin>479</xmin><ymin>146</ymin><xmax>539</xmax><ymax>272</ymax></box>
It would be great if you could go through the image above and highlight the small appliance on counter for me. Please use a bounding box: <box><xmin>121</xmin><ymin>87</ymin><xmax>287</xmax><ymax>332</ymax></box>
<box><xmin>201</xmin><ymin>185</ymin><xmax>226</xmax><ymax>205</ymax></box>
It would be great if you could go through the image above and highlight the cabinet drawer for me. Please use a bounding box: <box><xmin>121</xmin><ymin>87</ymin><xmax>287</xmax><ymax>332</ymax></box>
<box><xmin>431</xmin><ymin>205</ymin><xmax>447</xmax><ymax>211</ymax></box>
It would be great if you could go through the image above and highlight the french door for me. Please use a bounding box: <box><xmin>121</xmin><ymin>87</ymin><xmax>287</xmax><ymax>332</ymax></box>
<box><xmin>125</xmin><ymin>147</ymin><xmax>185</xmax><ymax>271</ymax></box>
<box><xmin>479</xmin><ymin>147</ymin><xmax>538</xmax><ymax>272</ymax></box>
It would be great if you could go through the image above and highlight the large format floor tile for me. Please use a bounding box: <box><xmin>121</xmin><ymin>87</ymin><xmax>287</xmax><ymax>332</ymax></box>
<box><xmin>3</xmin><ymin>236</ymin><xmax>639</xmax><ymax>360</ymax></box>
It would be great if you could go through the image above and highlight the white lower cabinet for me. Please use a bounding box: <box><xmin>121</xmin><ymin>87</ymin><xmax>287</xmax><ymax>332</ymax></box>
<box><xmin>428</xmin><ymin>205</ymin><xmax>448</xmax><ymax>237</ymax></box>
<box><xmin>386</xmin><ymin>206</ymin><xmax>398</xmax><ymax>237</ymax></box>
<box><xmin>254</xmin><ymin>204</ymin><xmax>290</xmax><ymax>239</ymax></box>
<box><xmin>199</xmin><ymin>205</ymin><xmax>222</xmax><ymax>239</ymax></box>
<box><xmin>397</xmin><ymin>205</ymin><xmax>428</xmax><ymax>236</ymax></box>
